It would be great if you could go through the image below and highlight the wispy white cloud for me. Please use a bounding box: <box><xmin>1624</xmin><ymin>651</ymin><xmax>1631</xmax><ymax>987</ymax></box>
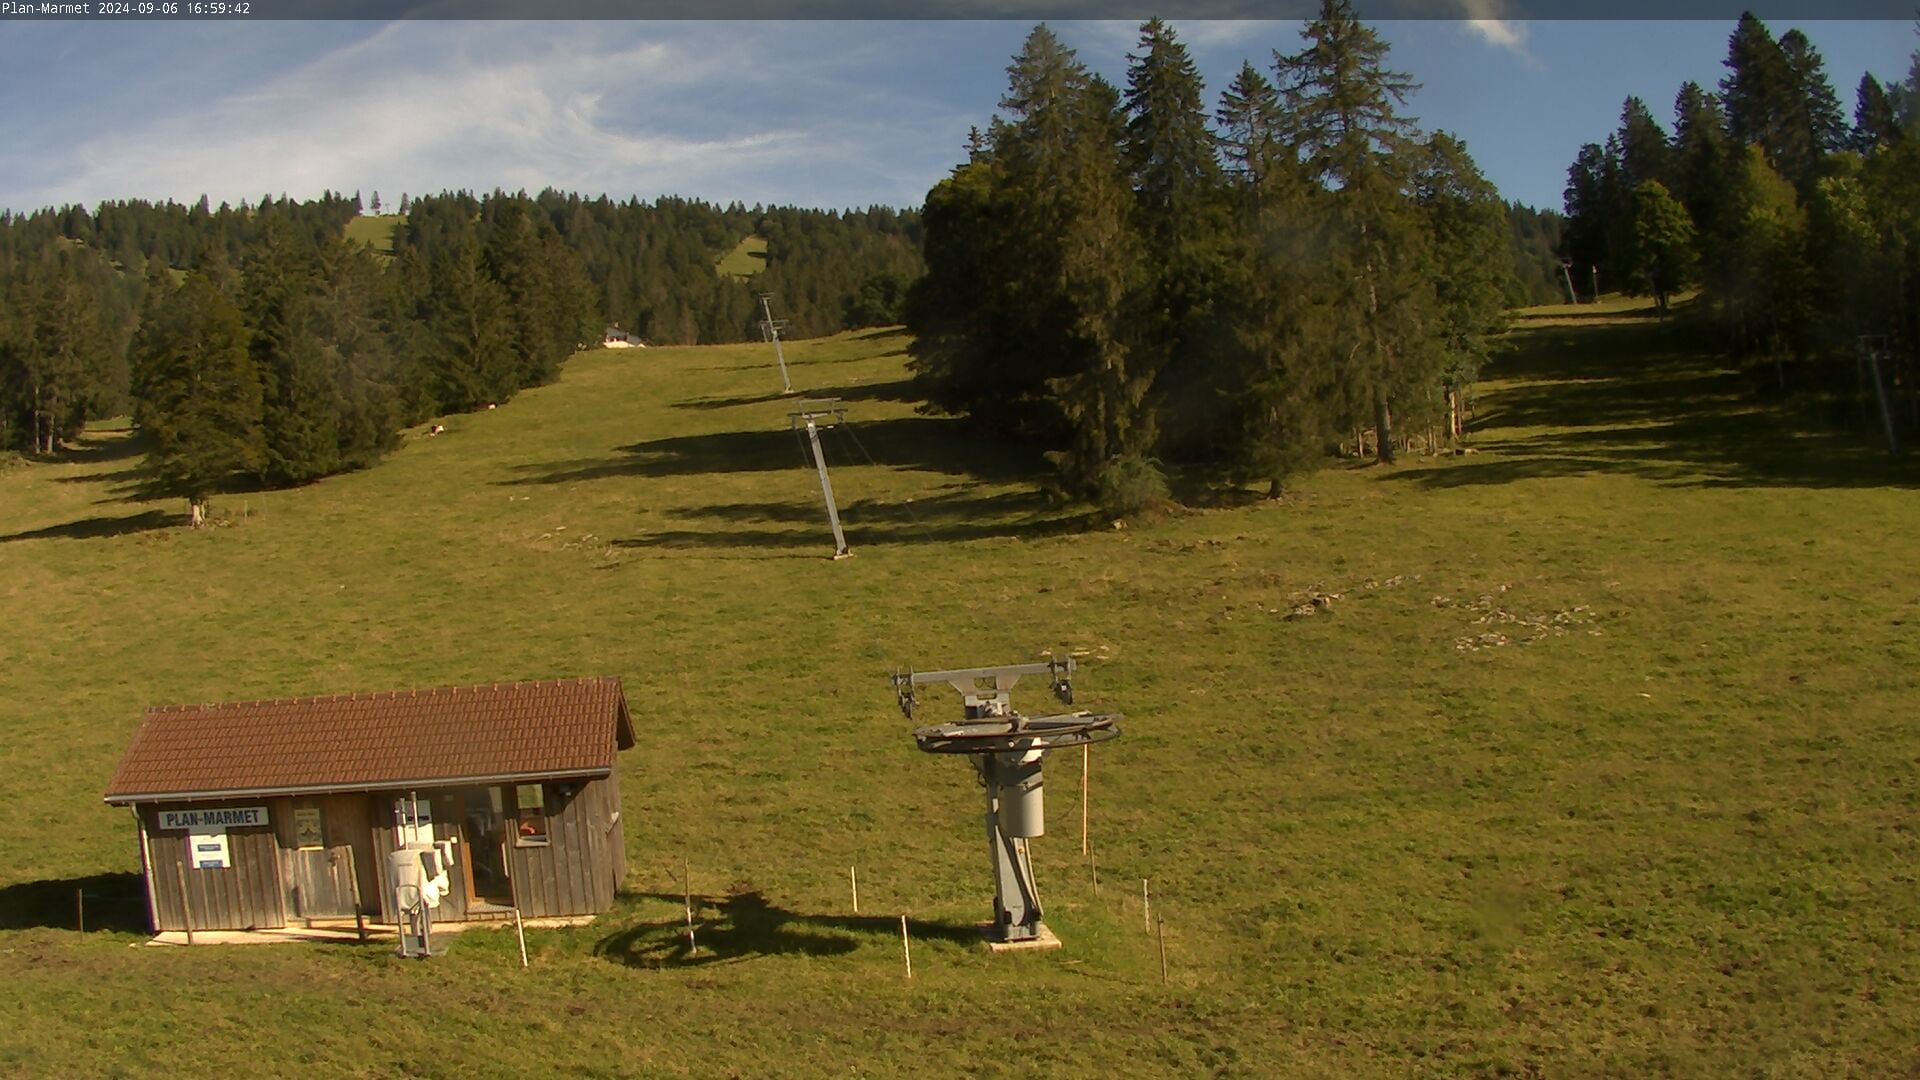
<box><xmin>1450</xmin><ymin>1</ymin><xmax>1532</xmax><ymax>62</ymax></box>
<box><xmin>8</xmin><ymin>22</ymin><xmax>968</xmax><ymax>213</ymax></box>
<box><xmin>1463</xmin><ymin>19</ymin><xmax>1528</xmax><ymax>55</ymax></box>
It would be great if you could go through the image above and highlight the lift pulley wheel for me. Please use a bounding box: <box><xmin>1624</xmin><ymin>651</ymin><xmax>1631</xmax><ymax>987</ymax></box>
<box><xmin>912</xmin><ymin>712</ymin><xmax>1121</xmax><ymax>755</ymax></box>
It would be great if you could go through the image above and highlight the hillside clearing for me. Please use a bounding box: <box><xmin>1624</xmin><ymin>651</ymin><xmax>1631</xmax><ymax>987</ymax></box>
<box><xmin>343</xmin><ymin>213</ymin><xmax>403</xmax><ymax>260</ymax></box>
<box><xmin>0</xmin><ymin>312</ymin><xmax>1915</xmax><ymax>1076</ymax></box>
<box><xmin>716</xmin><ymin>234</ymin><xmax>769</xmax><ymax>281</ymax></box>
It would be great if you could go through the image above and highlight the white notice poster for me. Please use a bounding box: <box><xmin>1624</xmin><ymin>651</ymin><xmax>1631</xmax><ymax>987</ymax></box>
<box><xmin>189</xmin><ymin>830</ymin><xmax>231</xmax><ymax>870</ymax></box>
<box><xmin>394</xmin><ymin>796</ymin><xmax>435</xmax><ymax>845</ymax></box>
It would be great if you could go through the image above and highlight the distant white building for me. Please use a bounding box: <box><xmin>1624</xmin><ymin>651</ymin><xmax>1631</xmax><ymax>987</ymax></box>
<box><xmin>603</xmin><ymin>326</ymin><xmax>646</xmax><ymax>349</ymax></box>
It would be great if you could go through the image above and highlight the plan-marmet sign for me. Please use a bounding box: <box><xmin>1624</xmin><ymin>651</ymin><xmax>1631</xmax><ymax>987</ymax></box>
<box><xmin>158</xmin><ymin>806</ymin><xmax>269</xmax><ymax>830</ymax></box>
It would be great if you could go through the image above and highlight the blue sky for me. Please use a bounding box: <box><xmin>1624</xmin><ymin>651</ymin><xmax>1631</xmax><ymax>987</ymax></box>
<box><xmin>0</xmin><ymin>18</ymin><xmax>1913</xmax><ymax>218</ymax></box>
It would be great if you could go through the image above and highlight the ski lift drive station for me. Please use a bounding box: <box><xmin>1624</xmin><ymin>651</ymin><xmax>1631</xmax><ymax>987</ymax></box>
<box><xmin>893</xmin><ymin>656</ymin><xmax>1120</xmax><ymax>948</ymax></box>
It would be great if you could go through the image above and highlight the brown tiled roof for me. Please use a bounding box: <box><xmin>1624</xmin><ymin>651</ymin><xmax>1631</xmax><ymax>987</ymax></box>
<box><xmin>104</xmin><ymin>677</ymin><xmax>634</xmax><ymax>803</ymax></box>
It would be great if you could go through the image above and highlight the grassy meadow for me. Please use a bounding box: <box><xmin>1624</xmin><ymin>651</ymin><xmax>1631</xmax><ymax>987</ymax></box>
<box><xmin>1</xmin><ymin>301</ymin><xmax>1917</xmax><ymax>1076</ymax></box>
<box><xmin>344</xmin><ymin>213</ymin><xmax>404</xmax><ymax>260</ymax></box>
<box><xmin>716</xmin><ymin>234</ymin><xmax>769</xmax><ymax>281</ymax></box>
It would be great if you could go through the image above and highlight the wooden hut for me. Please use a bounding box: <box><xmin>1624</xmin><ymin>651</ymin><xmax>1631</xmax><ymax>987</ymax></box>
<box><xmin>103</xmin><ymin>677</ymin><xmax>634</xmax><ymax>933</ymax></box>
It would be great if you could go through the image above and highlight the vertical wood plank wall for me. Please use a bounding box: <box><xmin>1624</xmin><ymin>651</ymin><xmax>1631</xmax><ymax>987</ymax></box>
<box><xmin>606</xmin><ymin>767</ymin><xmax>626</xmax><ymax>889</ymax></box>
<box><xmin>133</xmin><ymin>773</ymin><xmax>624</xmax><ymax>932</ymax></box>
<box><xmin>506</xmin><ymin>776</ymin><xmax>621</xmax><ymax>918</ymax></box>
<box><xmin>141</xmin><ymin>803</ymin><xmax>285</xmax><ymax>932</ymax></box>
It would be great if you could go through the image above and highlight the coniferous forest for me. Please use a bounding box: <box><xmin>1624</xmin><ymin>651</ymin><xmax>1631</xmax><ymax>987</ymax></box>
<box><xmin>907</xmin><ymin>7</ymin><xmax>1519</xmax><ymax>508</ymax></box>
<box><xmin>0</xmin><ymin>188</ymin><xmax>920</xmax><ymax>519</ymax></box>
<box><xmin>1558</xmin><ymin>11</ymin><xmax>1920</xmax><ymax>440</ymax></box>
<box><xmin>5</xmin><ymin>4</ymin><xmax>1914</xmax><ymax>521</ymax></box>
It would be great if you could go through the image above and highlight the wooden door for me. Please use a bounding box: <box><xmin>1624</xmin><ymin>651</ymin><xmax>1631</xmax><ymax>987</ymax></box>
<box><xmin>277</xmin><ymin>797</ymin><xmax>367</xmax><ymax>920</ymax></box>
<box><xmin>328</xmin><ymin>794</ymin><xmax>378</xmax><ymax>915</ymax></box>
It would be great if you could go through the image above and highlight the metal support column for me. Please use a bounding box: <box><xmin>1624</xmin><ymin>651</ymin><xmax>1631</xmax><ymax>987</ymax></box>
<box><xmin>803</xmin><ymin>418</ymin><xmax>849</xmax><ymax>557</ymax></box>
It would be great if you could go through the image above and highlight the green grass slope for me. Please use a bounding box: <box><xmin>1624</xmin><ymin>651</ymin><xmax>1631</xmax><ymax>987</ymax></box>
<box><xmin>0</xmin><ymin>311</ymin><xmax>1916</xmax><ymax>1076</ymax></box>
<box><xmin>344</xmin><ymin>213</ymin><xmax>403</xmax><ymax>260</ymax></box>
<box><xmin>716</xmin><ymin>234</ymin><xmax>769</xmax><ymax>281</ymax></box>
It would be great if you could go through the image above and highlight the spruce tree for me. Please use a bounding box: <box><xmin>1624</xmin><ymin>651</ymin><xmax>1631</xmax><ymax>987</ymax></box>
<box><xmin>131</xmin><ymin>273</ymin><xmax>266</xmax><ymax>525</ymax></box>
<box><xmin>1277</xmin><ymin>0</ymin><xmax>1427</xmax><ymax>462</ymax></box>
<box><xmin>310</xmin><ymin>236</ymin><xmax>402</xmax><ymax>469</ymax></box>
<box><xmin>243</xmin><ymin>219</ymin><xmax>340</xmax><ymax>485</ymax></box>
<box><xmin>1722</xmin><ymin>13</ymin><xmax>1792</xmax><ymax>151</ymax></box>
<box><xmin>1853</xmin><ymin>73</ymin><xmax>1898</xmax><ymax>151</ymax></box>
<box><xmin>18</xmin><ymin>259</ymin><xmax>108</xmax><ymax>455</ymax></box>
<box><xmin>1616</xmin><ymin>97</ymin><xmax>1673</xmax><ymax>192</ymax></box>
<box><xmin>905</xmin><ymin>148</ymin><xmax>1016</xmax><ymax>422</ymax></box>
<box><xmin>424</xmin><ymin>241</ymin><xmax>515</xmax><ymax>413</ymax></box>
<box><xmin>1416</xmin><ymin>133</ymin><xmax>1515</xmax><ymax>438</ymax></box>
<box><xmin>1042</xmin><ymin>71</ymin><xmax>1154</xmax><ymax>506</ymax></box>
<box><xmin>1779</xmin><ymin>29</ymin><xmax>1846</xmax><ymax>182</ymax></box>
<box><xmin>1122</xmin><ymin>18</ymin><xmax>1228</xmax><ymax>477</ymax></box>
<box><xmin>1218</xmin><ymin>120</ymin><xmax>1328</xmax><ymax>497</ymax></box>
<box><xmin>1561</xmin><ymin>142</ymin><xmax>1617</xmax><ymax>296</ymax></box>
<box><xmin>1671</xmin><ymin>82</ymin><xmax>1734</xmax><ymax>235</ymax></box>
<box><xmin>1216</xmin><ymin>62</ymin><xmax>1286</xmax><ymax>195</ymax></box>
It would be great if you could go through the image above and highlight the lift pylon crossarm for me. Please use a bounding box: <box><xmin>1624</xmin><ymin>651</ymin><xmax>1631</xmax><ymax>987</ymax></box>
<box><xmin>787</xmin><ymin>398</ymin><xmax>847</xmax><ymax>425</ymax></box>
<box><xmin>892</xmin><ymin>657</ymin><xmax>1075</xmax><ymax>719</ymax></box>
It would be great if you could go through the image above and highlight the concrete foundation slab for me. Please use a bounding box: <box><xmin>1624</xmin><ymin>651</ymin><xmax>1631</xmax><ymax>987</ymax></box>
<box><xmin>145</xmin><ymin>914</ymin><xmax>595</xmax><ymax>947</ymax></box>
<box><xmin>981</xmin><ymin>921</ymin><xmax>1062</xmax><ymax>953</ymax></box>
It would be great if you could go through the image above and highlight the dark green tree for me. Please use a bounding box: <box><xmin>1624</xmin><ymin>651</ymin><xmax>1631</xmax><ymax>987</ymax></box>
<box><xmin>1417</xmin><ymin>132</ymin><xmax>1515</xmax><ymax>439</ymax></box>
<box><xmin>1216</xmin><ymin>129</ymin><xmax>1331</xmax><ymax>496</ymax></box>
<box><xmin>1853</xmin><ymin>73</ymin><xmax>1899</xmax><ymax>151</ymax></box>
<box><xmin>424</xmin><ymin>241</ymin><xmax>516</xmax><ymax>413</ymax></box>
<box><xmin>1617</xmin><ymin>96</ymin><xmax>1673</xmax><ymax>191</ymax></box>
<box><xmin>309</xmin><ymin>236</ymin><xmax>402</xmax><ymax>469</ymax></box>
<box><xmin>1122</xmin><ymin>18</ymin><xmax>1229</xmax><ymax>481</ymax></box>
<box><xmin>22</xmin><ymin>261</ymin><xmax>109</xmax><ymax>455</ymax></box>
<box><xmin>1779</xmin><ymin>29</ymin><xmax>1847</xmax><ymax>182</ymax></box>
<box><xmin>1216</xmin><ymin>62</ymin><xmax>1286</xmax><ymax>194</ymax></box>
<box><xmin>1714</xmin><ymin>146</ymin><xmax>1811</xmax><ymax>372</ymax></box>
<box><xmin>243</xmin><ymin>219</ymin><xmax>340</xmax><ymax>485</ymax></box>
<box><xmin>1722</xmin><ymin>12</ymin><xmax>1793</xmax><ymax>152</ymax></box>
<box><xmin>1277</xmin><ymin>0</ymin><xmax>1429</xmax><ymax>462</ymax></box>
<box><xmin>1671</xmin><ymin>81</ymin><xmax>1734</xmax><ymax>236</ymax></box>
<box><xmin>131</xmin><ymin>273</ymin><xmax>266</xmax><ymax>525</ymax></box>
<box><xmin>1561</xmin><ymin>141</ymin><xmax>1618</xmax><ymax>296</ymax></box>
<box><xmin>842</xmin><ymin>270</ymin><xmax>912</xmax><ymax>328</ymax></box>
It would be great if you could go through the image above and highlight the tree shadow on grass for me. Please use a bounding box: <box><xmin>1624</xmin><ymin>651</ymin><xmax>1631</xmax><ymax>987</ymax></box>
<box><xmin>0</xmin><ymin>872</ymin><xmax>149</xmax><ymax>933</ymax></box>
<box><xmin>594</xmin><ymin>889</ymin><xmax>981</xmax><ymax>969</ymax></box>
<box><xmin>1509</xmin><ymin>304</ymin><xmax>1664</xmax><ymax>324</ymax></box>
<box><xmin>47</xmin><ymin>429</ymin><xmax>154</xmax><ymax>491</ymax></box>
<box><xmin>502</xmin><ymin>416</ymin><xmax>1044</xmax><ymax>486</ymax></box>
<box><xmin>671</xmin><ymin>389</ymin><xmax>796</xmax><ymax>411</ymax></box>
<box><xmin>0</xmin><ymin>508</ymin><xmax>177</xmax><ymax>543</ymax></box>
<box><xmin>55</xmin><ymin>429</ymin><xmax>147</xmax><ymax>465</ymax></box>
<box><xmin>613</xmin><ymin>489</ymin><xmax>1088</xmax><ymax>551</ymax></box>
<box><xmin>672</xmin><ymin>379</ymin><xmax>921</xmax><ymax>414</ymax></box>
<box><xmin>1384</xmin><ymin>318</ymin><xmax>1919</xmax><ymax>491</ymax></box>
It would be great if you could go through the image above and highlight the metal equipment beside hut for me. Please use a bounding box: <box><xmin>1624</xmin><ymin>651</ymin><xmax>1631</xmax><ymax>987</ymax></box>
<box><xmin>103</xmin><ymin>677</ymin><xmax>635</xmax><ymax>935</ymax></box>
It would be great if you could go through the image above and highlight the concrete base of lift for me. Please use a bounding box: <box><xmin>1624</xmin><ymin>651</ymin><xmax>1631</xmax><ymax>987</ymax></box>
<box><xmin>981</xmin><ymin>921</ymin><xmax>1062</xmax><ymax>953</ymax></box>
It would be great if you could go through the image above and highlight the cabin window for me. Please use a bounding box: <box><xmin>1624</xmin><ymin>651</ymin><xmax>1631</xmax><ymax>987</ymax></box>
<box><xmin>514</xmin><ymin>784</ymin><xmax>549</xmax><ymax>846</ymax></box>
